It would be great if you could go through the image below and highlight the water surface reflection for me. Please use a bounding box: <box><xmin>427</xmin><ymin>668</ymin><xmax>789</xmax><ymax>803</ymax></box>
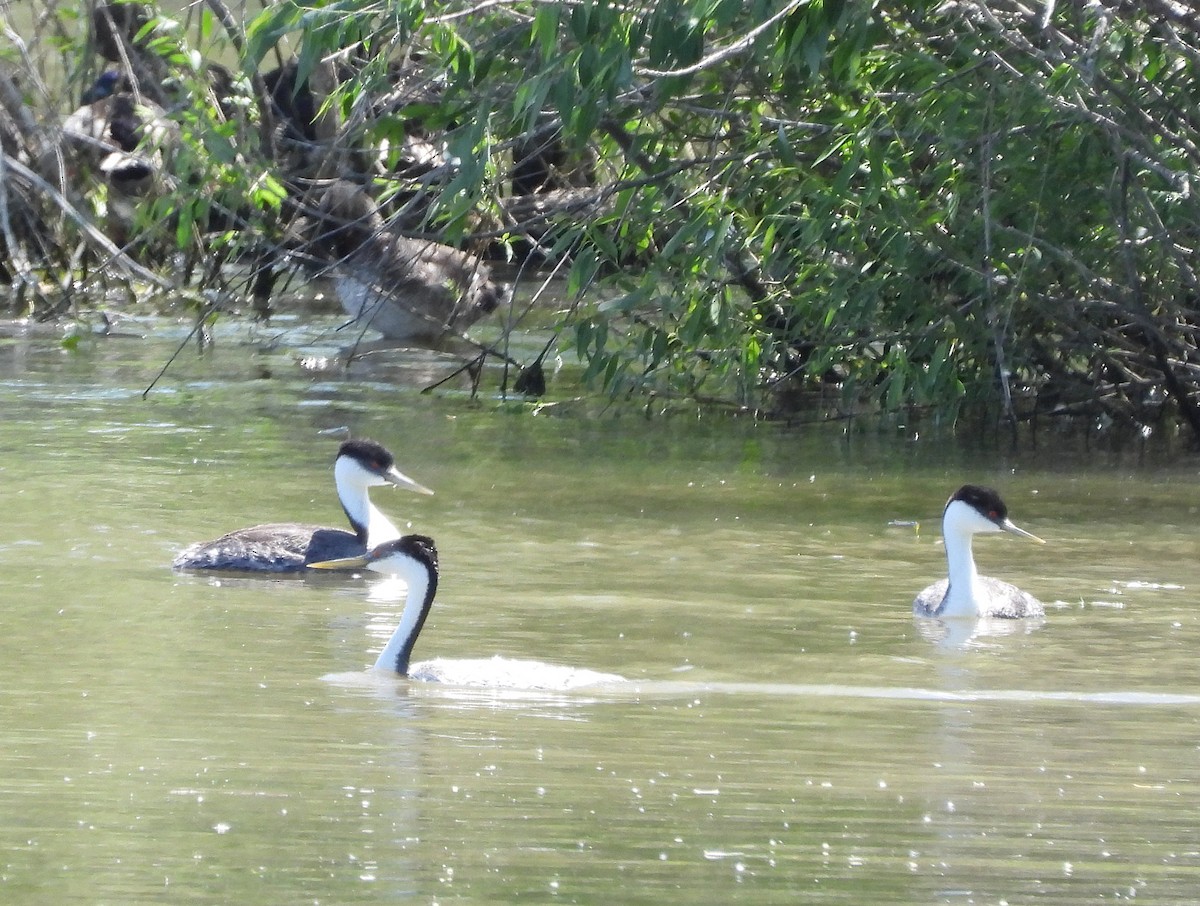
<box><xmin>1</xmin><ymin>321</ymin><xmax>1198</xmax><ymax>903</ymax></box>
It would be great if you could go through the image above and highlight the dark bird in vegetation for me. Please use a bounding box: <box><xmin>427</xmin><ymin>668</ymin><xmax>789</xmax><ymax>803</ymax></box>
<box><xmin>89</xmin><ymin>3</ymin><xmax>169</xmax><ymax>106</ymax></box>
<box><xmin>308</xmin><ymin>179</ymin><xmax>507</xmax><ymax>343</ymax></box>
<box><xmin>63</xmin><ymin>70</ymin><xmax>176</xmax><ymax>197</ymax></box>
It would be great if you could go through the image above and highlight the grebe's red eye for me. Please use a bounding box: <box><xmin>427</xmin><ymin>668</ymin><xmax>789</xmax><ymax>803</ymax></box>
<box><xmin>988</xmin><ymin>510</ymin><xmax>999</xmax><ymax>519</ymax></box>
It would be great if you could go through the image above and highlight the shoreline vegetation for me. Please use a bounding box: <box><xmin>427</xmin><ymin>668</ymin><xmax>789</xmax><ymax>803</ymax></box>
<box><xmin>1</xmin><ymin>1</ymin><xmax>1198</xmax><ymax>441</ymax></box>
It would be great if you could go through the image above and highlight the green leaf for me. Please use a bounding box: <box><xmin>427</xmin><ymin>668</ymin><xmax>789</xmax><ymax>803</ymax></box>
<box><xmin>532</xmin><ymin>6</ymin><xmax>561</xmax><ymax>61</ymax></box>
<box><xmin>244</xmin><ymin>0</ymin><xmax>304</xmax><ymax>65</ymax></box>
<box><xmin>250</xmin><ymin>173</ymin><xmax>287</xmax><ymax>210</ymax></box>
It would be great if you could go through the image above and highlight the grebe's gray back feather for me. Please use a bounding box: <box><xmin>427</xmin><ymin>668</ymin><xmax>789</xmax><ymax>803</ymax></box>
<box><xmin>174</xmin><ymin>524</ymin><xmax>368</xmax><ymax>573</ymax></box>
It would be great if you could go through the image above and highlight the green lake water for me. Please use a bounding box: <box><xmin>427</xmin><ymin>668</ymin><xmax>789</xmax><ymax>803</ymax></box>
<box><xmin>1</xmin><ymin>312</ymin><xmax>1199</xmax><ymax>904</ymax></box>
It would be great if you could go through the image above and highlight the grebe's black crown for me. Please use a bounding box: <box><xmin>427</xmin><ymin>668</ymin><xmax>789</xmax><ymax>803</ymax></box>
<box><xmin>947</xmin><ymin>484</ymin><xmax>1009</xmax><ymax>523</ymax></box>
<box><xmin>370</xmin><ymin>534</ymin><xmax>439</xmax><ymax>570</ymax></box>
<box><xmin>337</xmin><ymin>438</ymin><xmax>395</xmax><ymax>473</ymax></box>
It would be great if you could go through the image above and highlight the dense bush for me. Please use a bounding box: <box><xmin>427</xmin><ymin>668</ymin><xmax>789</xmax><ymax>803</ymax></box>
<box><xmin>1</xmin><ymin>1</ymin><xmax>1198</xmax><ymax>438</ymax></box>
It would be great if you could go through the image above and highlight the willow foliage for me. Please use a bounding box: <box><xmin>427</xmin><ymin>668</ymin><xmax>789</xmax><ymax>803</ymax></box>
<box><xmin>374</xmin><ymin>0</ymin><xmax>1196</xmax><ymax>435</ymax></box>
<box><xmin>3</xmin><ymin>0</ymin><xmax>1199</xmax><ymax>437</ymax></box>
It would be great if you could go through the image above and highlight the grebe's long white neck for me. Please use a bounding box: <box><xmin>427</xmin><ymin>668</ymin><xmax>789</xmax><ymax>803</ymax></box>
<box><xmin>335</xmin><ymin>455</ymin><xmax>399</xmax><ymax>545</ymax></box>
<box><xmin>371</xmin><ymin>540</ymin><xmax>438</xmax><ymax>674</ymax></box>
<box><xmin>311</xmin><ymin>535</ymin><xmax>438</xmax><ymax>675</ymax></box>
<box><xmin>939</xmin><ymin>500</ymin><xmax>992</xmax><ymax>618</ymax></box>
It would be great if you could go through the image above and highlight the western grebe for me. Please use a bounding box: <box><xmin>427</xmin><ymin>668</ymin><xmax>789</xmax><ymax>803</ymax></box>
<box><xmin>310</xmin><ymin>535</ymin><xmax>624</xmax><ymax>689</ymax></box>
<box><xmin>913</xmin><ymin>484</ymin><xmax>1046</xmax><ymax>619</ymax></box>
<box><xmin>173</xmin><ymin>440</ymin><xmax>433</xmax><ymax>573</ymax></box>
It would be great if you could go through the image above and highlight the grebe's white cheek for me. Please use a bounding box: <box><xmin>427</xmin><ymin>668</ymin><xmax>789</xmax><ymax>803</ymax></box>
<box><xmin>964</xmin><ymin>507</ymin><xmax>1003</xmax><ymax>534</ymax></box>
<box><xmin>944</xmin><ymin>500</ymin><xmax>991</xmax><ymax>536</ymax></box>
<box><xmin>366</xmin><ymin>559</ymin><xmax>393</xmax><ymax>577</ymax></box>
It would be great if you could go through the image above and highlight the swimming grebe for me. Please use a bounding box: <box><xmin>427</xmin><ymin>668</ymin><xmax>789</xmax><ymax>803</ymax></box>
<box><xmin>310</xmin><ymin>535</ymin><xmax>624</xmax><ymax>689</ymax></box>
<box><xmin>173</xmin><ymin>439</ymin><xmax>432</xmax><ymax>573</ymax></box>
<box><xmin>912</xmin><ymin>485</ymin><xmax>1046</xmax><ymax>619</ymax></box>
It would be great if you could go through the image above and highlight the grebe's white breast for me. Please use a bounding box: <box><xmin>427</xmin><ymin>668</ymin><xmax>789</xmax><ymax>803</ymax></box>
<box><xmin>914</xmin><ymin>576</ymin><xmax>1045</xmax><ymax>620</ymax></box>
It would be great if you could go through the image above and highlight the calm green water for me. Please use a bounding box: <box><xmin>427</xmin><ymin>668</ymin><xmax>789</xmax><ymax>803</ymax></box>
<box><xmin>2</xmin><ymin>314</ymin><xmax>1200</xmax><ymax>904</ymax></box>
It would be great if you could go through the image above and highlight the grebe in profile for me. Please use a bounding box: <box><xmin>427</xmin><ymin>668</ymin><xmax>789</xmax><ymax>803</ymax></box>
<box><xmin>913</xmin><ymin>485</ymin><xmax>1046</xmax><ymax>619</ymax></box>
<box><xmin>310</xmin><ymin>535</ymin><xmax>624</xmax><ymax>689</ymax></box>
<box><xmin>173</xmin><ymin>440</ymin><xmax>433</xmax><ymax>573</ymax></box>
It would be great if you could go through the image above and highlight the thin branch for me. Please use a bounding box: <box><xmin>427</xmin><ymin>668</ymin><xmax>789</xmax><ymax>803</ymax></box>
<box><xmin>2</xmin><ymin>152</ymin><xmax>171</xmax><ymax>288</ymax></box>
<box><xmin>635</xmin><ymin>0</ymin><xmax>808</xmax><ymax>79</ymax></box>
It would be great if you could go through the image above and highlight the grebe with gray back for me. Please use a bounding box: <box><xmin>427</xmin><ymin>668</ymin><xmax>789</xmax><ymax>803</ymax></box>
<box><xmin>310</xmin><ymin>535</ymin><xmax>624</xmax><ymax>689</ymax></box>
<box><xmin>173</xmin><ymin>440</ymin><xmax>433</xmax><ymax>573</ymax></box>
<box><xmin>913</xmin><ymin>485</ymin><xmax>1046</xmax><ymax>619</ymax></box>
